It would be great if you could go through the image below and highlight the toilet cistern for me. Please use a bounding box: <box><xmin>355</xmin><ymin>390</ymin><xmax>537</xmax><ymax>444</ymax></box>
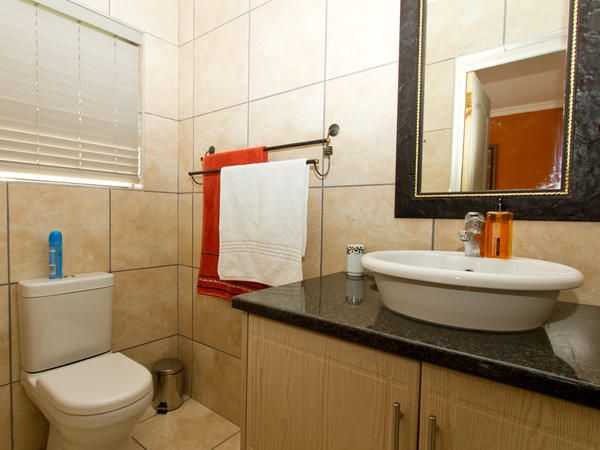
<box><xmin>458</xmin><ymin>212</ymin><xmax>485</xmax><ymax>257</ymax></box>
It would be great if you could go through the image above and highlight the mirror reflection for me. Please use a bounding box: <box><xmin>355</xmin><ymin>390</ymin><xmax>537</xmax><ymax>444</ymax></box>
<box><xmin>419</xmin><ymin>0</ymin><xmax>570</xmax><ymax>194</ymax></box>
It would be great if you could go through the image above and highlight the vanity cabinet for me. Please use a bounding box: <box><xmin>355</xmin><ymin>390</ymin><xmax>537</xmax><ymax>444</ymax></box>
<box><xmin>242</xmin><ymin>315</ymin><xmax>600</xmax><ymax>450</ymax></box>
<box><xmin>244</xmin><ymin>316</ymin><xmax>421</xmax><ymax>450</ymax></box>
<box><xmin>419</xmin><ymin>364</ymin><xmax>600</xmax><ymax>450</ymax></box>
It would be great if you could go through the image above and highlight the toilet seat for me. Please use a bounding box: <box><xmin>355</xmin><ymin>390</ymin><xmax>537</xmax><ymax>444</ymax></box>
<box><xmin>28</xmin><ymin>352</ymin><xmax>152</xmax><ymax>416</ymax></box>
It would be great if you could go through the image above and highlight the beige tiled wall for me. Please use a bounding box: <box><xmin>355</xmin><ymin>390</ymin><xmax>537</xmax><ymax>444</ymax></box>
<box><xmin>1</xmin><ymin>1</ymin><xmax>180</xmax><ymax>448</ymax></box>
<box><xmin>177</xmin><ymin>0</ymin><xmax>413</xmax><ymax>428</ymax></box>
<box><xmin>177</xmin><ymin>0</ymin><xmax>599</xmax><ymax>432</ymax></box>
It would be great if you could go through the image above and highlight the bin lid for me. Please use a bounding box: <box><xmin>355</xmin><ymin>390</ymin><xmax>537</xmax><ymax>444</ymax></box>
<box><xmin>152</xmin><ymin>358</ymin><xmax>183</xmax><ymax>375</ymax></box>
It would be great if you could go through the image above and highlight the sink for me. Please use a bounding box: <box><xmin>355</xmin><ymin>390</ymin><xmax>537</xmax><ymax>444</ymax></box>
<box><xmin>360</xmin><ymin>251</ymin><xmax>583</xmax><ymax>332</ymax></box>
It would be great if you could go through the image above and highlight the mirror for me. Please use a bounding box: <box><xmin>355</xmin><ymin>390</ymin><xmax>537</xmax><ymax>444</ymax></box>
<box><xmin>420</xmin><ymin>0</ymin><xmax>570</xmax><ymax>194</ymax></box>
<box><xmin>395</xmin><ymin>0</ymin><xmax>600</xmax><ymax>220</ymax></box>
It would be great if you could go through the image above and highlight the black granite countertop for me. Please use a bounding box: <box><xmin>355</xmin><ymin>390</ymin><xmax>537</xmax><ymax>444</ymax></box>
<box><xmin>233</xmin><ymin>272</ymin><xmax>600</xmax><ymax>410</ymax></box>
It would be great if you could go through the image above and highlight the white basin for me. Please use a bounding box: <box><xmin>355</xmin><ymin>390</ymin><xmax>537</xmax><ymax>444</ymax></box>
<box><xmin>361</xmin><ymin>251</ymin><xmax>583</xmax><ymax>332</ymax></box>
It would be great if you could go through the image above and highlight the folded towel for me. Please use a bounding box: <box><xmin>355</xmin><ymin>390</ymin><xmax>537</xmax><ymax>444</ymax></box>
<box><xmin>196</xmin><ymin>147</ymin><xmax>268</xmax><ymax>300</ymax></box>
<box><xmin>218</xmin><ymin>159</ymin><xmax>309</xmax><ymax>286</ymax></box>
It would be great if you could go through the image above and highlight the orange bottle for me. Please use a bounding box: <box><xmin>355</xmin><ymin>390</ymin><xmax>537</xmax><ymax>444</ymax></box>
<box><xmin>484</xmin><ymin>198</ymin><xmax>513</xmax><ymax>259</ymax></box>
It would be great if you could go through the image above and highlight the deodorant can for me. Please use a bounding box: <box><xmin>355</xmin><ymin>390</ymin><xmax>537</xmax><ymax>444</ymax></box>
<box><xmin>49</xmin><ymin>231</ymin><xmax>63</xmax><ymax>279</ymax></box>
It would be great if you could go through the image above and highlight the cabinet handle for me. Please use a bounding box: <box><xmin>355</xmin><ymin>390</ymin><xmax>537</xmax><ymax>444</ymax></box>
<box><xmin>392</xmin><ymin>402</ymin><xmax>401</xmax><ymax>450</ymax></box>
<box><xmin>428</xmin><ymin>415</ymin><xmax>437</xmax><ymax>450</ymax></box>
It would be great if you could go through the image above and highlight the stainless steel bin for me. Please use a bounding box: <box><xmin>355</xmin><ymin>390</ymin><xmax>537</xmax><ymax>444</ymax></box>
<box><xmin>152</xmin><ymin>358</ymin><xmax>183</xmax><ymax>413</ymax></box>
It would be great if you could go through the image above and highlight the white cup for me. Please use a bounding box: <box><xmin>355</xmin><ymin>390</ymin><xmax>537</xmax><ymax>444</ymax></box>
<box><xmin>346</xmin><ymin>244</ymin><xmax>365</xmax><ymax>277</ymax></box>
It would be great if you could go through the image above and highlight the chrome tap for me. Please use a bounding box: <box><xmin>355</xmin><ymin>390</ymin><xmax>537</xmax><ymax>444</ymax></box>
<box><xmin>459</xmin><ymin>212</ymin><xmax>485</xmax><ymax>256</ymax></box>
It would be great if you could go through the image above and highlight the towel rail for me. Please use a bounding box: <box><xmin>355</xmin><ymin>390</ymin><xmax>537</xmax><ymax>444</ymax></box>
<box><xmin>188</xmin><ymin>123</ymin><xmax>339</xmax><ymax>185</ymax></box>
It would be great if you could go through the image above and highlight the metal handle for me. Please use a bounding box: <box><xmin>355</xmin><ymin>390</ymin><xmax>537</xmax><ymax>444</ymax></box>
<box><xmin>392</xmin><ymin>402</ymin><xmax>401</xmax><ymax>450</ymax></box>
<box><xmin>428</xmin><ymin>415</ymin><xmax>437</xmax><ymax>450</ymax></box>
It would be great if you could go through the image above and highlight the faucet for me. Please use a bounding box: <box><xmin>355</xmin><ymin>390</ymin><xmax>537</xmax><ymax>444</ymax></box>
<box><xmin>459</xmin><ymin>212</ymin><xmax>485</xmax><ymax>256</ymax></box>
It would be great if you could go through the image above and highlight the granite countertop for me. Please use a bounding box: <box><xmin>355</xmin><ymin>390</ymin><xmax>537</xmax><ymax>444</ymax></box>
<box><xmin>233</xmin><ymin>272</ymin><xmax>600</xmax><ymax>410</ymax></box>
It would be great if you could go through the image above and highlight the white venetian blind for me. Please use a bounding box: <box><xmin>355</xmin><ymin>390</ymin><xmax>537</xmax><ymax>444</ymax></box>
<box><xmin>0</xmin><ymin>0</ymin><xmax>141</xmax><ymax>186</ymax></box>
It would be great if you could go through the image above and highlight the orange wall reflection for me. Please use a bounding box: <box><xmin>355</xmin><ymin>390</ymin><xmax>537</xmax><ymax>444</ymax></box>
<box><xmin>488</xmin><ymin>108</ymin><xmax>563</xmax><ymax>190</ymax></box>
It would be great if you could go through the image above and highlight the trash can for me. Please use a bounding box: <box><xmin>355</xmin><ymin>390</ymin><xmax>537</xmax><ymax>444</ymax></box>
<box><xmin>152</xmin><ymin>358</ymin><xmax>184</xmax><ymax>413</ymax></box>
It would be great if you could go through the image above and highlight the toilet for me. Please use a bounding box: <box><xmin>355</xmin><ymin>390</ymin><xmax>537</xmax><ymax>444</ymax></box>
<box><xmin>18</xmin><ymin>272</ymin><xmax>153</xmax><ymax>450</ymax></box>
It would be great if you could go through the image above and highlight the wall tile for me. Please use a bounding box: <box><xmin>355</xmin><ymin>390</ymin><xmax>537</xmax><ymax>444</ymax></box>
<box><xmin>248</xmin><ymin>83</ymin><xmax>324</xmax><ymax>147</ymax></box>
<box><xmin>425</xmin><ymin>0</ymin><xmax>504</xmax><ymax>64</ymax></box>
<box><xmin>421</xmin><ymin>129</ymin><xmax>453</xmax><ymax>193</ymax></box>
<box><xmin>423</xmin><ymin>59</ymin><xmax>455</xmax><ymax>132</ymax></box>
<box><xmin>178</xmin><ymin>266</ymin><xmax>193</xmax><ymax>338</ymax></box>
<box><xmin>192</xmin><ymin>342</ymin><xmax>241</xmax><ymax>425</ymax></box>
<box><xmin>179</xmin><ymin>194</ymin><xmax>193</xmax><ymax>267</ymax></box>
<box><xmin>193</xmin><ymin>105</ymin><xmax>248</xmax><ymax>175</ymax></box>
<box><xmin>179</xmin><ymin>0</ymin><xmax>194</xmax><ymax>44</ymax></box>
<box><xmin>304</xmin><ymin>189</ymin><xmax>322</xmax><ymax>280</ymax></box>
<box><xmin>111</xmin><ymin>0</ymin><xmax>179</xmax><ymax>45</ymax></box>
<box><xmin>9</xmin><ymin>286</ymin><xmax>19</xmax><ymax>382</ymax></box>
<box><xmin>179</xmin><ymin>119</ymin><xmax>195</xmax><ymax>193</ymax></box>
<box><xmin>0</xmin><ymin>184</ymin><xmax>7</xmax><ymax>285</ymax></box>
<box><xmin>512</xmin><ymin>221</ymin><xmax>600</xmax><ymax>306</ymax></box>
<box><xmin>505</xmin><ymin>0</ymin><xmax>569</xmax><ymax>44</ymax></box>
<box><xmin>250</xmin><ymin>0</ymin><xmax>269</xmax><ymax>8</ymax></box>
<box><xmin>144</xmin><ymin>114</ymin><xmax>178</xmax><ymax>193</ymax></box>
<box><xmin>193</xmin><ymin>295</ymin><xmax>243</xmax><ymax>357</ymax></box>
<box><xmin>73</xmin><ymin>0</ymin><xmax>109</xmax><ymax>14</ymax></box>
<box><xmin>144</xmin><ymin>36</ymin><xmax>179</xmax><ymax>120</ymax></box>
<box><xmin>192</xmin><ymin>193</ymin><xmax>203</xmax><ymax>269</ymax></box>
<box><xmin>177</xmin><ymin>335</ymin><xmax>193</xmax><ymax>396</ymax></box>
<box><xmin>111</xmin><ymin>190</ymin><xmax>177</xmax><ymax>271</ymax></box>
<box><xmin>179</xmin><ymin>43</ymin><xmax>194</xmax><ymax>120</ymax></box>
<box><xmin>0</xmin><ymin>385</ymin><xmax>10</xmax><ymax>450</ymax></box>
<box><xmin>326</xmin><ymin>0</ymin><xmax>400</xmax><ymax>78</ymax></box>
<box><xmin>248</xmin><ymin>83</ymin><xmax>324</xmax><ymax>187</ymax></box>
<box><xmin>9</xmin><ymin>184</ymin><xmax>109</xmax><ymax>282</ymax></box>
<box><xmin>0</xmin><ymin>287</ymin><xmax>9</xmax><ymax>387</ymax></box>
<box><xmin>194</xmin><ymin>0</ymin><xmax>249</xmax><ymax>36</ymax></box>
<box><xmin>249</xmin><ymin>0</ymin><xmax>325</xmax><ymax>100</ymax></box>
<box><xmin>433</xmin><ymin>219</ymin><xmax>464</xmax><ymax>252</ymax></box>
<box><xmin>113</xmin><ymin>266</ymin><xmax>178</xmax><ymax>351</ymax></box>
<box><xmin>121</xmin><ymin>335</ymin><xmax>178</xmax><ymax>371</ymax></box>
<box><xmin>324</xmin><ymin>64</ymin><xmax>398</xmax><ymax>186</ymax></box>
<box><xmin>322</xmin><ymin>185</ymin><xmax>433</xmax><ymax>274</ymax></box>
<box><xmin>194</xmin><ymin>16</ymin><xmax>249</xmax><ymax>115</ymax></box>
<box><xmin>11</xmin><ymin>382</ymin><xmax>49</xmax><ymax>450</ymax></box>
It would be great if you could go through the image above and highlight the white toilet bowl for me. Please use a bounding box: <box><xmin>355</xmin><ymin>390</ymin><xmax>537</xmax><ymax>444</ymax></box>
<box><xmin>22</xmin><ymin>352</ymin><xmax>153</xmax><ymax>450</ymax></box>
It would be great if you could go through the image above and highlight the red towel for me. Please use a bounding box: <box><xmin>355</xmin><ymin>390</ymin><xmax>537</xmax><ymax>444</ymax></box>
<box><xmin>197</xmin><ymin>147</ymin><xmax>269</xmax><ymax>300</ymax></box>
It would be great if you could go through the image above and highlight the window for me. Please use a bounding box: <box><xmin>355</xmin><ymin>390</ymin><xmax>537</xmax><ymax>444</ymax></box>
<box><xmin>0</xmin><ymin>0</ymin><xmax>143</xmax><ymax>187</ymax></box>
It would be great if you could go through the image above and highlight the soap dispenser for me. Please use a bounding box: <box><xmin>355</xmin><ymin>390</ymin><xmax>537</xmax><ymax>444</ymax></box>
<box><xmin>484</xmin><ymin>198</ymin><xmax>513</xmax><ymax>259</ymax></box>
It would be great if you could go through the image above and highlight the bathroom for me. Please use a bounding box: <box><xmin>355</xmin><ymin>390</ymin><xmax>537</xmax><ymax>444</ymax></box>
<box><xmin>1</xmin><ymin>0</ymin><xmax>599</xmax><ymax>449</ymax></box>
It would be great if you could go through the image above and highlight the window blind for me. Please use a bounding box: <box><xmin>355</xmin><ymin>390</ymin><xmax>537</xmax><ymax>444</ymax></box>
<box><xmin>0</xmin><ymin>0</ymin><xmax>141</xmax><ymax>187</ymax></box>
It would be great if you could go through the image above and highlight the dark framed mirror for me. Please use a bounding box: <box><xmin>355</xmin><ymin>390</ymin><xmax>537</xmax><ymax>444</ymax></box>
<box><xmin>395</xmin><ymin>0</ymin><xmax>600</xmax><ymax>220</ymax></box>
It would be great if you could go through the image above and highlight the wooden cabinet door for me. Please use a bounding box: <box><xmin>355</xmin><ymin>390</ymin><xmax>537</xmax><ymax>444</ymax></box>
<box><xmin>245</xmin><ymin>316</ymin><xmax>420</xmax><ymax>450</ymax></box>
<box><xmin>419</xmin><ymin>363</ymin><xmax>600</xmax><ymax>450</ymax></box>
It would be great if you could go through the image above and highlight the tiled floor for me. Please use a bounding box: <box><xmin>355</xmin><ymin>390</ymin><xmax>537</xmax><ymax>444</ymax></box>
<box><xmin>130</xmin><ymin>398</ymin><xmax>240</xmax><ymax>450</ymax></box>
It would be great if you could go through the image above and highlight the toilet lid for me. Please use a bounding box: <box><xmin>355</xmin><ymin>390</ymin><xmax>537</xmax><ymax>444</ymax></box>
<box><xmin>36</xmin><ymin>353</ymin><xmax>153</xmax><ymax>416</ymax></box>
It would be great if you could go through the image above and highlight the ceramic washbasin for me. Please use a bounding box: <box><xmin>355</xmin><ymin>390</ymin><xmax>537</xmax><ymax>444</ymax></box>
<box><xmin>360</xmin><ymin>251</ymin><xmax>583</xmax><ymax>332</ymax></box>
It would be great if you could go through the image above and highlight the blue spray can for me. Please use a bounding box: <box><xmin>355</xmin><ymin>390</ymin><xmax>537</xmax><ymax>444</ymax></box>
<box><xmin>48</xmin><ymin>231</ymin><xmax>63</xmax><ymax>279</ymax></box>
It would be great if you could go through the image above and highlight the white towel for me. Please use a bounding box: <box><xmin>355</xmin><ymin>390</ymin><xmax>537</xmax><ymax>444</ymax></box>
<box><xmin>218</xmin><ymin>159</ymin><xmax>309</xmax><ymax>286</ymax></box>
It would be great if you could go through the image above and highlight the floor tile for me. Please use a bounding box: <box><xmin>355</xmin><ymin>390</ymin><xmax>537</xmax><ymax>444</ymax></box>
<box><xmin>132</xmin><ymin>399</ymin><xmax>239</xmax><ymax>450</ymax></box>
<box><xmin>130</xmin><ymin>437</ymin><xmax>145</xmax><ymax>449</ymax></box>
<box><xmin>215</xmin><ymin>433</ymin><xmax>240</xmax><ymax>449</ymax></box>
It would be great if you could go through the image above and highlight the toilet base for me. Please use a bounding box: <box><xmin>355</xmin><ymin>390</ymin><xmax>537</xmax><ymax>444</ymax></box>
<box><xmin>47</xmin><ymin>426</ymin><xmax>130</xmax><ymax>450</ymax></box>
<box><xmin>26</xmin><ymin>387</ymin><xmax>153</xmax><ymax>450</ymax></box>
